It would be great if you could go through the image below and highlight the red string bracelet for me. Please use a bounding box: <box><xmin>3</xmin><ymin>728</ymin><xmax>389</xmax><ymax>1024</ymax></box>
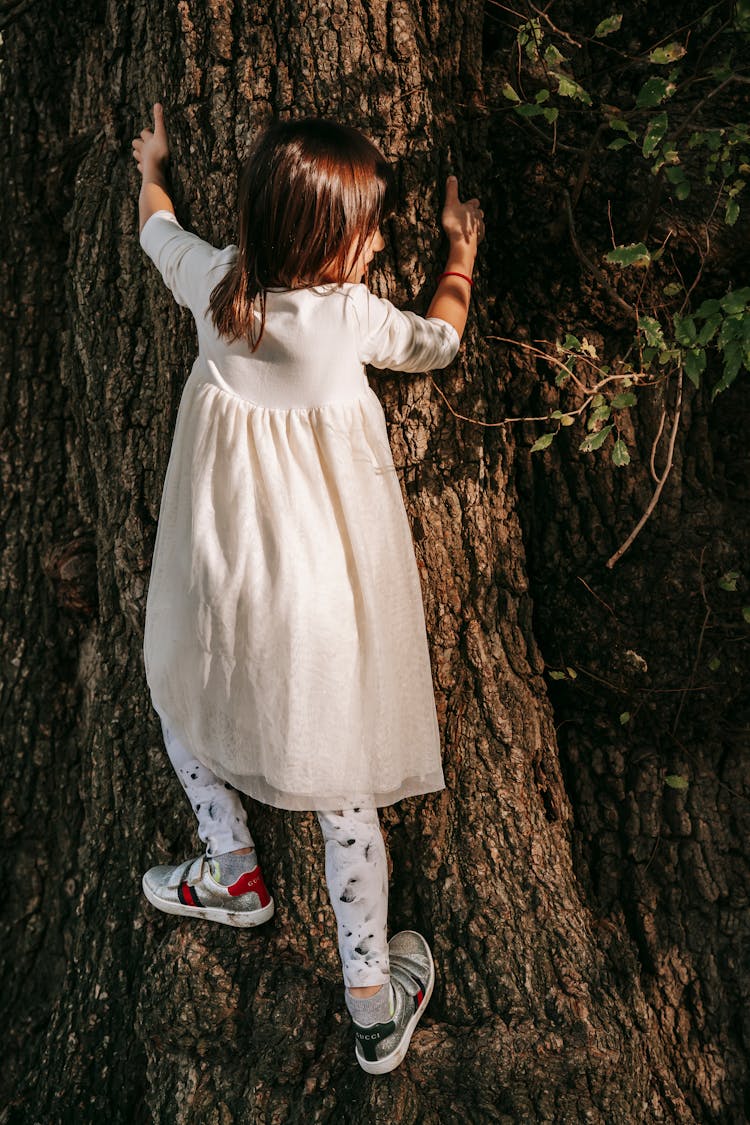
<box><xmin>438</xmin><ymin>270</ymin><xmax>474</xmax><ymax>287</ymax></box>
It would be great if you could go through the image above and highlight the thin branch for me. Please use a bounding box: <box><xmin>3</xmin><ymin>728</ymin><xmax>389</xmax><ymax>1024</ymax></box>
<box><xmin>486</xmin><ymin>335</ymin><xmax>590</xmax><ymax>392</ymax></box>
<box><xmin>576</xmin><ymin>576</ymin><xmax>619</xmax><ymax>620</ymax></box>
<box><xmin>649</xmin><ymin>405</ymin><xmax>668</xmax><ymax>485</ymax></box>
<box><xmin>485</xmin><ymin>335</ymin><xmax>667</xmax><ymax>393</ymax></box>
<box><xmin>509</xmin><ymin>111</ymin><xmax>583</xmax><ymax>154</ymax></box>
<box><xmin>606</xmin><ymin>366</ymin><xmax>684</xmax><ymax>568</ymax></box>
<box><xmin>428</xmin><ymin>378</ymin><xmax>510</xmax><ymax>428</ymax></box>
<box><xmin>526</xmin><ymin>1</ymin><xmax>582</xmax><ymax>47</ymax></box>
<box><xmin>563</xmin><ymin>190</ymin><xmax>638</xmax><ymax>318</ymax></box>
<box><xmin>671</xmin><ymin>76</ymin><xmax>738</xmax><ymax>145</ymax></box>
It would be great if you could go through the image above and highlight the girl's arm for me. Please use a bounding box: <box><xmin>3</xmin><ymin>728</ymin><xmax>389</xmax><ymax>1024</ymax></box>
<box><xmin>132</xmin><ymin>103</ymin><xmax>175</xmax><ymax>234</ymax></box>
<box><xmin>139</xmin><ymin>167</ymin><xmax>174</xmax><ymax>234</ymax></box>
<box><xmin>133</xmin><ymin>102</ymin><xmax>225</xmax><ymax>315</ymax></box>
<box><xmin>426</xmin><ymin>175</ymin><xmax>484</xmax><ymax>340</ymax></box>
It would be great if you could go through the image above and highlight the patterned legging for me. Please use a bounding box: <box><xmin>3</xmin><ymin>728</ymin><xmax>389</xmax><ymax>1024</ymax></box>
<box><xmin>156</xmin><ymin>709</ymin><xmax>390</xmax><ymax>988</ymax></box>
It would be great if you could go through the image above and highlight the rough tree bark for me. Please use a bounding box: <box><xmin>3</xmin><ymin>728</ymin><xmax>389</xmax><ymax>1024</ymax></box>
<box><xmin>2</xmin><ymin>0</ymin><xmax>747</xmax><ymax>1122</ymax></box>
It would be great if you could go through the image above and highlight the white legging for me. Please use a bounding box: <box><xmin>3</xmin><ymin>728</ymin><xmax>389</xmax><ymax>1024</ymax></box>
<box><xmin>156</xmin><ymin>709</ymin><xmax>390</xmax><ymax>988</ymax></box>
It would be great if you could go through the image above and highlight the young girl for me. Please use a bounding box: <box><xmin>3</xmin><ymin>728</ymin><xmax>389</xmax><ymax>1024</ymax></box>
<box><xmin>132</xmin><ymin>103</ymin><xmax>484</xmax><ymax>1074</ymax></box>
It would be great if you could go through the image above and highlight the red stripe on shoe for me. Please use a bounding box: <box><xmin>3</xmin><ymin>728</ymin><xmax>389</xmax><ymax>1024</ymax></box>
<box><xmin>180</xmin><ymin>882</ymin><xmax>198</xmax><ymax>907</ymax></box>
<box><xmin>227</xmin><ymin>866</ymin><xmax>271</xmax><ymax>907</ymax></box>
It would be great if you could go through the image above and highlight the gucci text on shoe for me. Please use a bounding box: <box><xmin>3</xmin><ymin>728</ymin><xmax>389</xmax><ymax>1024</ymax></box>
<box><xmin>354</xmin><ymin>1019</ymin><xmax>397</xmax><ymax>1063</ymax></box>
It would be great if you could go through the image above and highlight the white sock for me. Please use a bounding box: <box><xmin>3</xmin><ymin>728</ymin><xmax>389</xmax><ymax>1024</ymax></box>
<box><xmin>344</xmin><ymin>982</ymin><xmax>394</xmax><ymax>1026</ymax></box>
<box><xmin>208</xmin><ymin>849</ymin><xmax>258</xmax><ymax>885</ymax></box>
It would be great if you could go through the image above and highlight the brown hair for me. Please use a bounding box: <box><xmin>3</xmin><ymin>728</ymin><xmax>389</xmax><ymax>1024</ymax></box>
<box><xmin>207</xmin><ymin>117</ymin><xmax>397</xmax><ymax>351</ymax></box>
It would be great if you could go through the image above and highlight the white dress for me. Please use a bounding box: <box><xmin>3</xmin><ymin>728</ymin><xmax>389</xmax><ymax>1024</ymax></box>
<box><xmin>139</xmin><ymin>209</ymin><xmax>460</xmax><ymax>811</ymax></box>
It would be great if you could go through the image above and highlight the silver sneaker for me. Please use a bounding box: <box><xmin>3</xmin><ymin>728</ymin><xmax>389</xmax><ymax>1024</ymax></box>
<box><xmin>142</xmin><ymin>852</ymin><xmax>274</xmax><ymax>928</ymax></box>
<box><xmin>351</xmin><ymin>930</ymin><xmax>435</xmax><ymax>1074</ymax></box>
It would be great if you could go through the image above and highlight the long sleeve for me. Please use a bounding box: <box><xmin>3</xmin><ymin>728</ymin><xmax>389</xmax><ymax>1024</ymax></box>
<box><xmin>139</xmin><ymin>209</ymin><xmax>226</xmax><ymax>316</ymax></box>
<box><xmin>349</xmin><ymin>283</ymin><xmax>461</xmax><ymax>372</ymax></box>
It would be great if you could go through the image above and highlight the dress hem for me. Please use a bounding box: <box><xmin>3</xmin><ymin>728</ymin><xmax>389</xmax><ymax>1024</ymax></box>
<box><xmin>168</xmin><ymin>739</ymin><xmax>445</xmax><ymax>811</ymax></box>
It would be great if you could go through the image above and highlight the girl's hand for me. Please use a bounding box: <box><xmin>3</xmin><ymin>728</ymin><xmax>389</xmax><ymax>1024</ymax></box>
<box><xmin>132</xmin><ymin>102</ymin><xmax>170</xmax><ymax>178</ymax></box>
<box><xmin>441</xmin><ymin>175</ymin><xmax>485</xmax><ymax>248</ymax></box>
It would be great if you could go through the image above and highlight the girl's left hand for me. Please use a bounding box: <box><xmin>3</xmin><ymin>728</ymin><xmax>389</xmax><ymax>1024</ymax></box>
<box><xmin>132</xmin><ymin>102</ymin><xmax>169</xmax><ymax>177</ymax></box>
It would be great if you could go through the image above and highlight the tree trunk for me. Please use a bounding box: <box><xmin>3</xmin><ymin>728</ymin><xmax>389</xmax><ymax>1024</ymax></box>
<box><xmin>2</xmin><ymin>0</ymin><xmax>747</xmax><ymax>1122</ymax></box>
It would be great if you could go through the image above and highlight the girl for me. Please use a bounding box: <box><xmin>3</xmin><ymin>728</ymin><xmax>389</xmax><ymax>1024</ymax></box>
<box><xmin>132</xmin><ymin>103</ymin><xmax>484</xmax><ymax>1075</ymax></box>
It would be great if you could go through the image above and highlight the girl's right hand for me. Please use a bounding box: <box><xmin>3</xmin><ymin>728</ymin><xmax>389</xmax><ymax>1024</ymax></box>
<box><xmin>441</xmin><ymin>175</ymin><xmax>485</xmax><ymax>249</ymax></box>
<box><xmin>132</xmin><ymin>102</ymin><xmax>170</xmax><ymax>178</ymax></box>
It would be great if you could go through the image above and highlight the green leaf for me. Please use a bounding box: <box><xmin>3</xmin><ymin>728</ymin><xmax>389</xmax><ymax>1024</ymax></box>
<box><xmin>563</xmin><ymin>333</ymin><xmax>582</xmax><ymax>351</ymax></box>
<box><xmin>638</xmin><ymin>314</ymin><xmax>665</xmax><ymax>348</ymax></box>
<box><xmin>712</xmin><ymin>340</ymin><xmax>744</xmax><ymax>397</ymax></box>
<box><xmin>649</xmin><ymin>42</ymin><xmax>686</xmax><ymax>64</ymax></box>
<box><xmin>543</xmin><ymin>107</ymin><xmax>559</xmax><ymax>123</ymax></box>
<box><xmin>664</xmin><ymin>161</ymin><xmax>689</xmax><ymax>194</ymax></box>
<box><xmin>556</xmin><ymin>74</ymin><xmax>592</xmax><ymax>104</ymax></box>
<box><xmin>611</xmin><ymin>391</ymin><xmax>637</xmax><ymax>408</ymax></box>
<box><xmin>708</xmin><ymin>656</ymin><xmax>721</xmax><ymax>671</ymax></box>
<box><xmin>594</xmin><ymin>14</ymin><xmax>623</xmax><ymax>37</ymax></box>
<box><xmin>514</xmin><ymin>103</ymin><xmax>547</xmax><ymax>118</ymax></box>
<box><xmin>604</xmin><ymin>242</ymin><xmax>651</xmax><ymax>267</ymax></box>
<box><xmin>684</xmin><ymin>348</ymin><xmax>706</xmax><ymax>386</ymax></box>
<box><xmin>608</xmin><ymin>137</ymin><xmax>631</xmax><ymax>151</ymax></box>
<box><xmin>696</xmin><ymin>313</ymin><xmax>722</xmax><ymax>346</ymax></box>
<box><xmin>718</xmin><ymin>315</ymin><xmax>742</xmax><ymax>347</ymax></box>
<box><xmin>665</xmin><ymin>774</ymin><xmax>689</xmax><ymax>789</ymax></box>
<box><xmin>665</xmin><ymin>164</ymin><xmax>686</xmax><ymax>183</ymax></box>
<box><xmin>612</xmin><ymin>438</ymin><xmax>631</xmax><ymax>465</ymax></box>
<box><xmin>544</xmin><ymin>44</ymin><xmax>566</xmax><ymax>65</ymax></box>
<box><xmin>673</xmin><ymin>314</ymin><xmax>697</xmax><ymax>346</ymax></box>
<box><xmin>718</xmin><ymin>570</ymin><xmax>740</xmax><ymax>591</ymax></box>
<box><xmin>559</xmin><ymin>413</ymin><xmax>575</xmax><ymax>426</ymax></box>
<box><xmin>663</xmin><ymin>282</ymin><xmax>683</xmax><ymax>297</ymax></box>
<box><xmin>531</xmin><ymin>432</ymin><xmax>555</xmax><ymax>453</ymax></box>
<box><xmin>695</xmin><ymin>298</ymin><xmax>721</xmax><ymax>318</ymax></box>
<box><xmin>720</xmin><ymin>287</ymin><xmax>750</xmax><ymax>314</ymax></box>
<box><xmin>619</xmin><ymin>711</ymin><xmax>631</xmax><ymax>724</ymax></box>
<box><xmin>502</xmin><ymin>83</ymin><xmax>521</xmax><ymax>102</ymax></box>
<box><xmin>518</xmin><ymin>17</ymin><xmax>543</xmax><ymax>61</ymax></box>
<box><xmin>579</xmin><ymin>423</ymin><xmax>614</xmax><ymax>452</ymax></box>
<box><xmin>548</xmin><ymin>670</ymin><xmax>567</xmax><ymax>680</ymax></box>
<box><xmin>719</xmin><ymin>317</ymin><xmax>742</xmax><ymax>346</ymax></box>
<box><xmin>742</xmin><ymin>606</ymin><xmax>750</xmax><ymax>624</ymax></box>
<box><xmin>636</xmin><ymin>78</ymin><xmax>674</xmax><ymax>108</ymax></box>
<box><xmin>643</xmin><ymin>112</ymin><xmax>669</xmax><ymax>158</ymax></box>
<box><xmin>726</xmin><ymin>197</ymin><xmax>740</xmax><ymax>225</ymax></box>
<box><xmin>609</xmin><ymin>118</ymin><xmax>638</xmax><ymax>139</ymax></box>
<box><xmin>535</xmin><ymin>88</ymin><xmax>550</xmax><ymax>103</ymax></box>
<box><xmin>590</xmin><ymin>404</ymin><xmax>612</xmax><ymax>423</ymax></box>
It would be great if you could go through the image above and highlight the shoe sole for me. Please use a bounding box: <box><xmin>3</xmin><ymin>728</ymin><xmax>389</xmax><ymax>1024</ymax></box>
<box><xmin>141</xmin><ymin>876</ymin><xmax>275</xmax><ymax>928</ymax></box>
<box><xmin>355</xmin><ymin>931</ymin><xmax>436</xmax><ymax>1075</ymax></box>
